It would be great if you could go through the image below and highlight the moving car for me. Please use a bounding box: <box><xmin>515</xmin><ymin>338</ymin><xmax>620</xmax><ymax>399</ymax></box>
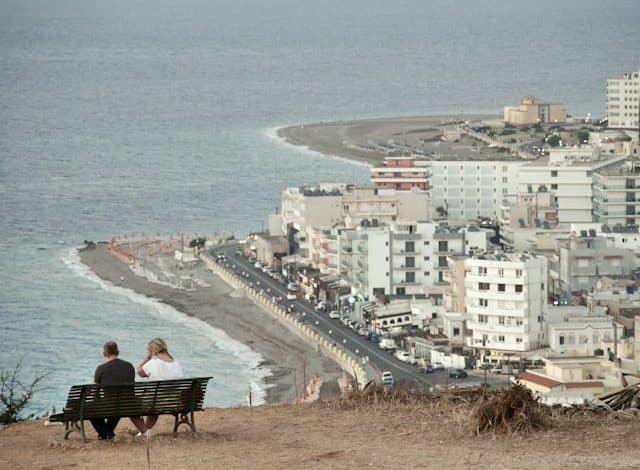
<box><xmin>328</xmin><ymin>310</ymin><xmax>340</xmax><ymax>319</ymax></box>
<box><xmin>381</xmin><ymin>371</ymin><xmax>395</xmax><ymax>387</ymax></box>
<box><xmin>394</xmin><ymin>351</ymin><xmax>411</xmax><ymax>363</ymax></box>
<box><xmin>420</xmin><ymin>363</ymin><xmax>434</xmax><ymax>374</ymax></box>
<box><xmin>448</xmin><ymin>368</ymin><xmax>468</xmax><ymax>378</ymax></box>
<box><xmin>286</xmin><ymin>292</ymin><xmax>297</xmax><ymax>300</ymax></box>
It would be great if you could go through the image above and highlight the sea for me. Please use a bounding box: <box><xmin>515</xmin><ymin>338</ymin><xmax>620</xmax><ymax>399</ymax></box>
<box><xmin>1</xmin><ymin>0</ymin><xmax>639</xmax><ymax>416</ymax></box>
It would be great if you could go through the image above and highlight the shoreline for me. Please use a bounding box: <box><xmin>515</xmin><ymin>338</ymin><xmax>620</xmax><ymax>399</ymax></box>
<box><xmin>78</xmin><ymin>243</ymin><xmax>343</xmax><ymax>405</ymax></box>
<box><xmin>276</xmin><ymin>114</ymin><xmax>499</xmax><ymax>166</ymax></box>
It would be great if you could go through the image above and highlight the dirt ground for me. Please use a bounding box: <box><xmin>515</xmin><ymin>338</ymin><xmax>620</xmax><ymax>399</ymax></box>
<box><xmin>2</xmin><ymin>401</ymin><xmax>640</xmax><ymax>469</ymax></box>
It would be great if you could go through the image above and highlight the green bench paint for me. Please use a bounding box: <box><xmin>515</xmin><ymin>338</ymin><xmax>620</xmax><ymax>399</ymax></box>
<box><xmin>49</xmin><ymin>377</ymin><xmax>212</xmax><ymax>442</ymax></box>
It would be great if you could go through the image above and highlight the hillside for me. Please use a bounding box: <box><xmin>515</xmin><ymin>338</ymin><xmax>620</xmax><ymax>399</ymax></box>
<box><xmin>1</xmin><ymin>398</ymin><xmax>639</xmax><ymax>469</ymax></box>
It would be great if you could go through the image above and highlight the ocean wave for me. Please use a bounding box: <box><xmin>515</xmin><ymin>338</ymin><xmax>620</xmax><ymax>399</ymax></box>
<box><xmin>63</xmin><ymin>247</ymin><xmax>273</xmax><ymax>405</ymax></box>
<box><xmin>263</xmin><ymin>126</ymin><xmax>372</xmax><ymax>169</ymax></box>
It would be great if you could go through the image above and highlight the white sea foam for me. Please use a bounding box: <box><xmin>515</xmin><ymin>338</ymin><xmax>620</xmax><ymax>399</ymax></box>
<box><xmin>263</xmin><ymin>125</ymin><xmax>373</xmax><ymax>169</ymax></box>
<box><xmin>63</xmin><ymin>248</ymin><xmax>273</xmax><ymax>405</ymax></box>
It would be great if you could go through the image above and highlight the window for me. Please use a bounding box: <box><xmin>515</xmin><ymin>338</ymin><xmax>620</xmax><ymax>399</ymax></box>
<box><xmin>438</xmin><ymin>241</ymin><xmax>448</xmax><ymax>252</ymax></box>
<box><xmin>559</xmin><ymin>336</ymin><xmax>565</xmax><ymax>345</ymax></box>
<box><xmin>516</xmin><ymin>338</ymin><xmax>523</xmax><ymax>343</ymax></box>
<box><xmin>373</xmin><ymin>288</ymin><xmax>385</xmax><ymax>296</ymax></box>
<box><xmin>396</xmin><ymin>287</ymin><xmax>406</xmax><ymax>295</ymax></box>
<box><xmin>516</xmin><ymin>320</ymin><xmax>523</xmax><ymax>326</ymax></box>
<box><xmin>479</xmin><ymin>266</ymin><xmax>487</xmax><ymax>276</ymax></box>
<box><xmin>551</xmin><ymin>170</ymin><xmax>558</xmax><ymax>177</ymax></box>
<box><xmin>498</xmin><ymin>283</ymin><xmax>506</xmax><ymax>292</ymax></box>
<box><xmin>551</xmin><ymin>184</ymin><xmax>558</xmax><ymax>190</ymax></box>
<box><xmin>541</xmin><ymin>283</ymin><xmax>545</xmax><ymax>291</ymax></box>
<box><xmin>405</xmin><ymin>241</ymin><xmax>415</xmax><ymax>252</ymax></box>
<box><xmin>453</xmin><ymin>327</ymin><xmax>460</xmax><ymax>336</ymax></box>
<box><xmin>478</xmin><ymin>314</ymin><xmax>488</xmax><ymax>323</ymax></box>
<box><xmin>423</xmin><ymin>256</ymin><xmax>430</xmax><ymax>261</ymax></box>
<box><xmin>479</xmin><ymin>282</ymin><xmax>490</xmax><ymax>290</ymax></box>
<box><xmin>498</xmin><ymin>335</ymin><xmax>505</xmax><ymax>342</ymax></box>
<box><xmin>405</xmin><ymin>272</ymin><xmax>415</xmax><ymax>283</ymax></box>
<box><xmin>499</xmin><ymin>317</ymin><xmax>505</xmax><ymax>325</ymax></box>
<box><xmin>479</xmin><ymin>299</ymin><xmax>488</xmax><ymax>307</ymax></box>
<box><xmin>515</xmin><ymin>269</ymin><xmax>522</xmax><ymax>277</ymax></box>
<box><xmin>515</xmin><ymin>285</ymin><xmax>523</xmax><ymax>293</ymax></box>
<box><xmin>498</xmin><ymin>268</ymin><xmax>504</xmax><ymax>277</ymax></box>
<box><xmin>405</xmin><ymin>256</ymin><xmax>415</xmax><ymax>268</ymax></box>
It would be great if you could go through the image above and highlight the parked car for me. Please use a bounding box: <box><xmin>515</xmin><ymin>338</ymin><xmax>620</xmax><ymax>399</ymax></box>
<box><xmin>342</xmin><ymin>316</ymin><xmax>352</xmax><ymax>327</ymax></box>
<box><xmin>287</xmin><ymin>282</ymin><xmax>299</xmax><ymax>291</ymax></box>
<box><xmin>286</xmin><ymin>292</ymin><xmax>297</xmax><ymax>300</ymax></box>
<box><xmin>357</xmin><ymin>327</ymin><xmax>368</xmax><ymax>336</ymax></box>
<box><xmin>328</xmin><ymin>310</ymin><xmax>340</xmax><ymax>319</ymax></box>
<box><xmin>366</xmin><ymin>333</ymin><xmax>380</xmax><ymax>343</ymax></box>
<box><xmin>448</xmin><ymin>368</ymin><xmax>468</xmax><ymax>379</ymax></box>
<box><xmin>381</xmin><ymin>371</ymin><xmax>395</xmax><ymax>387</ymax></box>
<box><xmin>434</xmin><ymin>362</ymin><xmax>445</xmax><ymax>370</ymax></box>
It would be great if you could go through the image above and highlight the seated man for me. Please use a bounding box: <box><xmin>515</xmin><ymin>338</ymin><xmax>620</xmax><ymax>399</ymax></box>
<box><xmin>90</xmin><ymin>341</ymin><xmax>145</xmax><ymax>439</ymax></box>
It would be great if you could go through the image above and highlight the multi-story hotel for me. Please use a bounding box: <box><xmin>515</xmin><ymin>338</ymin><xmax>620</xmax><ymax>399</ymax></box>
<box><xmin>517</xmin><ymin>146</ymin><xmax>625</xmax><ymax>224</ymax></box>
<box><xmin>465</xmin><ymin>252</ymin><xmax>547</xmax><ymax>356</ymax></box>
<box><xmin>370</xmin><ymin>156</ymin><xmax>430</xmax><ymax>191</ymax></box>
<box><xmin>593</xmin><ymin>160</ymin><xmax>640</xmax><ymax>227</ymax></box>
<box><xmin>339</xmin><ymin>222</ymin><xmax>489</xmax><ymax>299</ymax></box>
<box><xmin>606</xmin><ymin>69</ymin><xmax>640</xmax><ymax>131</ymax></box>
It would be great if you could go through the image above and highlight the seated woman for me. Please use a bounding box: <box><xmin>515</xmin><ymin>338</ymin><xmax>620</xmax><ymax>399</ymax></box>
<box><xmin>135</xmin><ymin>338</ymin><xmax>184</xmax><ymax>433</ymax></box>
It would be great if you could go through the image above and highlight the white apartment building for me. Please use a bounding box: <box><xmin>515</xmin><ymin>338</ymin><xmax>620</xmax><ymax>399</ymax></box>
<box><xmin>280</xmin><ymin>184</ymin><xmax>430</xmax><ymax>236</ymax></box>
<box><xmin>340</xmin><ymin>222</ymin><xmax>436</xmax><ymax>299</ymax></box>
<box><xmin>427</xmin><ymin>160</ymin><xmax>525</xmax><ymax>222</ymax></box>
<box><xmin>340</xmin><ymin>222</ymin><xmax>490</xmax><ymax>299</ymax></box>
<box><xmin>607</xmin><ymin>69</ymin><xmax>640</xmax><ymax>131</ymax></box>
<box><xmin>546</xmin><ymin>306</ymin><xmax>624</xmax><ymax>358</ymax></box>
<box><xmin>517</xmin><ymin>147</ymin><xmax>625</xmax><ymax>224</ymax></box>
<box><xmin>465</xmin><ymin>252</ymin><xmax>547</xmax><ymax>355</ymax></box>
<box><xmin>593</xmin><ymin>160</ymin><xmax>640</xmax><ymax>227</ymax></box>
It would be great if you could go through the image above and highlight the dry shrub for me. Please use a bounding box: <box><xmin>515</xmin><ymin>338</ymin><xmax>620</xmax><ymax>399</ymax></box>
<box><xmin>470</xmin><ymin>383</ymin><xmax>550</xmax><ymax>435</ymax></box>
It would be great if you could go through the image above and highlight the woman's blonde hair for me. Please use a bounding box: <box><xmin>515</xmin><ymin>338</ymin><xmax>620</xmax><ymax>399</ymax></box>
<box><xmin>148</xmin><ymin>338</ymin><xmax>171</xmax><ymax>357</ymax></box>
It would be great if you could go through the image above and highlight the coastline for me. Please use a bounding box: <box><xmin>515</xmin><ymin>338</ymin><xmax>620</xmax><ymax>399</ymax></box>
<box><xmin>276</xmin><ymin>114</ymin><xmax>498</xmax><ymax>166</ymax></box>
<box><xmin>78</xmin><ymin>243</ymin><xmax>343</xmax><ymax>405</ymax></box>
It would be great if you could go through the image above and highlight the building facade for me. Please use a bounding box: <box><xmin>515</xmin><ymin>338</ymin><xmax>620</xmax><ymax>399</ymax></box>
<box><xmin>503</xmin><ymin>96</ymin><xmax>566</xmax><ymax>126</ymax></box>
<box><xmin>517</xmin><ymin>148</ymin><xmax>625</xmax><ymax>224</ymax></box>
<box><xmin>465</xmin><ymin>252</ymin><xmax>548</xmax><ymax>354</ymax></box>
<box><xmin>370</xmin><ymin>156</ymin><xmax>430</xmax><ymax>191</ymax></box>
<box><xmin>428</xmin><ymin>160</ymin><xmax>524</xmax><ymax>222</ymax></box>
<box><xmin>593</xmin><ymin>160</ymin><xmax>640</xmax><ymax>227</ymax></box>
<box><xmin>606</xmin><ymin>69</ymin><xmax>640</xmax><ymax>131</ymax></box>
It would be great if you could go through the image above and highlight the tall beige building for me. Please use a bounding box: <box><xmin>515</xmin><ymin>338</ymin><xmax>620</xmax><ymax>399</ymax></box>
<box><xmin>607</xmin><ymin>69</ymin><xmax>640</xmax><ymax>131</ymax></box>
<box><xmin>504</xmin><ymin>96</ymin><xmax>566</xmax><ymax>126</ymax></box>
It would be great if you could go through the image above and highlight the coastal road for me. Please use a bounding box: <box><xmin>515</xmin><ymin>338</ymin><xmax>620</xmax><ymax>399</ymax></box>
<box><xmin>209</xmin><ymin>244</ymin><xmax>507</xmax><ymax>390</ymax></box>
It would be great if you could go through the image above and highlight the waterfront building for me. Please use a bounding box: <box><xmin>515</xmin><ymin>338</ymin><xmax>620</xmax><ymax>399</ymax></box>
<box><xmin>370</xmin><ymin>156</ymin><xmax>430</xmax><ymax>191</ymax></box>
<box><xmin>517</xmin><ymin>147</ymin><xmax>625</xmax><ymax>224</ymax></box>
<box><xmin>503</xmin><ymin>96</ymin><xmax>566</xmax><ymax>126</ymax></box>
<box><xmin>280</xmin><ymin>183</ymin><xmax>430</xmax><ymax>240</ymax></box>
<box><xmin>465</xmin><ymin>252</ymin><xmax>547</xmax><ymax>357</ymax></box>
<box><xmin>427</xmin><ymin>159</ymin><xmax>524</xmax><ymax>222</ymax></box>
<box><xmin>593</xmin><ymin>160</ymin><xmax>640</xmax><ymax>227</ymax></box>
<box><xmin>606</xmin><ymin>69</ymin><xmax>640</xmax><ymax>132</ymax></box>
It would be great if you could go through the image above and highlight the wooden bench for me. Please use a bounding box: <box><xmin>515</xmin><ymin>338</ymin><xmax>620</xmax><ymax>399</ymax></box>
<box><xmin>49</xmin><ymin>377</ymin><xmax>212</xmax><ymax>442</ymax></box>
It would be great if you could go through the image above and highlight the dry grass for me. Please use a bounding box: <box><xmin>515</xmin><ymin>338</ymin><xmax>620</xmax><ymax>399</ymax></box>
<box><xmin>469</xmin><ymin>383</ymin><xmax>550</xmax><ymax>435</ymax></box>
<box><xmin>326</xmin><ymin>383</ymin><xmax>551</xmax><ymax>437</ymax></box>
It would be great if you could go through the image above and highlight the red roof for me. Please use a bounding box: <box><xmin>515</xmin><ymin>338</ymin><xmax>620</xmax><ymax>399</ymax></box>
<box><xmin>519</xmin><ymin>371</ymin><xmax>561</xmax><ymax>389</ymax></box>
<box><xmin>518</xmin><ymin>371</ymin><xmax>603</xmax><ymax>389</ymax></box>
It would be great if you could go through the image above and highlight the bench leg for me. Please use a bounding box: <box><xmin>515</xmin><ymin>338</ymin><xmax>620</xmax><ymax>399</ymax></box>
<box><xmin>63</xmin><ymin>420</ymin><xmax>84</xmax><ymax>441</ymax></box>
<box><xmin>172</xmin><ymin>412</ymin><xmax>197</xmax><ymax>433</ymax></box>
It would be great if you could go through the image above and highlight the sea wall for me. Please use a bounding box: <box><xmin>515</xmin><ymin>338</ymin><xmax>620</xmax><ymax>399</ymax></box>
<box><xmin>200</xmin><ymin>252</ymin><xmax>369</xmax><ymax>390</ymax></box>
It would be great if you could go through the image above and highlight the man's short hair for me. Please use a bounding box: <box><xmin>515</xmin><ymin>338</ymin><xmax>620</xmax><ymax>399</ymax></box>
<box><xmin>103</xmin><ymin>341</ymin><xmax>119</xmax><ymax>356</ymax></box>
